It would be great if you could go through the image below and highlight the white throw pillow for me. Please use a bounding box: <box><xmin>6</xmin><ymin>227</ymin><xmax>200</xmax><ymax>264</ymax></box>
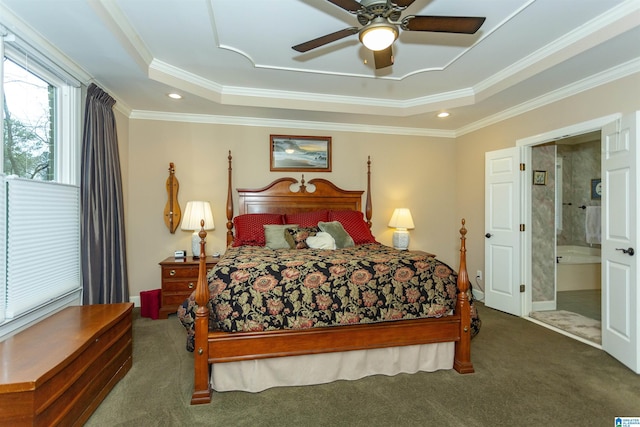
<box><xmin>305</xmin><ymin>231</ymin><xmax>336</xmax><ymax>250</ymax></box>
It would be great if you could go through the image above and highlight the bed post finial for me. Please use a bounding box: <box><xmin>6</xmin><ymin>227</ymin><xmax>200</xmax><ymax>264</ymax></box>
<box><xmin>226</xmin><ymin>151</ymin><xmax>234</xmax><ymax>246</ymax></box>
<box><xmin>457</xmin><ymin>218</ymin><xmax>468</xmax><ymax>292</ymax></box>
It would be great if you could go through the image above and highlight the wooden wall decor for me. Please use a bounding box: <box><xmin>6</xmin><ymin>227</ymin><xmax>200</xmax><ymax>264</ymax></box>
<box><xmin>164</xmin><ymin>162</ymin><xmax>181</xmax><ymax>233</ymax></box>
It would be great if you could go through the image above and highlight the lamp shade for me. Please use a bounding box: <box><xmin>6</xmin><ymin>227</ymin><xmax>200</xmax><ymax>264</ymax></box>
<box><xmin>388</xmin><ymin>208</ymin><xmax>414</xmax><ymax>230</ymax></box>
<box><xmin>181</xmin><ymin>201</ymin><xmax>215</xmax><ymax>231</ymax></box>
<box><xmin>359</xmin><ymin>18</ymin><xmax>398</xmax><ymax>51</ymax></box>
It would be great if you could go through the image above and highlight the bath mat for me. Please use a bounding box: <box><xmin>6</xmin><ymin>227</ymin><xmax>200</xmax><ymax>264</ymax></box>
<box><xmin>530</xmin><ymin>310</ymin><xmax>601</xmax><ymax>344</ymax></box>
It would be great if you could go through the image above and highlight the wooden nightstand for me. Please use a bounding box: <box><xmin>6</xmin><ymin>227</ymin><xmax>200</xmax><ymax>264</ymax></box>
<box><xmin>158</xmin><ymin>256</ymin><xmax>219</xmax><ymax>319</ymax></box>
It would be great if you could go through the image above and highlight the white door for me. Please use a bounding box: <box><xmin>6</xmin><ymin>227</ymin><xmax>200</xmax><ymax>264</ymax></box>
<box><xmin>485</xmin><ymin>147</ymin><xmax>522</xmax><ymax>316</ymax></box>
<box><xmin>602</xmin><ymin>113</ymin><xmax>639</xmax><ymax>373</ymax></box>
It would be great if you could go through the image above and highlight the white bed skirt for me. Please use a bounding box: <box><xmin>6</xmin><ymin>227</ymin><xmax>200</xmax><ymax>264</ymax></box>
<box><xmin>210</xmin><ymin>342</ymin><xmax>454</xmax><ymax>392</ymax></box>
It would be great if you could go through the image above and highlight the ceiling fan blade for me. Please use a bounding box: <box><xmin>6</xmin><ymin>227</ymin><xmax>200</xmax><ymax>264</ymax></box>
<box><xmin>292</xmin><ymin>27</ymin><xmax>359</xmax><ymax>52</ymax></box>
<box><xmin>327</xmin><ymin>0</ymin><xmax>363</xmax><ymax>13</ymax></box>
<box><xmin>373</xmin><ymin>46</ymin><xmax>394</xmax><ymax>69</ymax></box>
<box><xmin>402</xmin><ymin>16</ymin><xmax>486</xmax><ymax>34</ymax></box>
<box><xmin>390</xmin><ymin>0</ymin><xmax>417</xmax><ymax>8</ymax></box>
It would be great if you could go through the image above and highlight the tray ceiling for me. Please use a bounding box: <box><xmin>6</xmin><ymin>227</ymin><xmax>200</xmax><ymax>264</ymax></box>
<box><xmin>1</xmin><ymin>0</ymin><xmax>638</xmax><ymax>134</ymax></box>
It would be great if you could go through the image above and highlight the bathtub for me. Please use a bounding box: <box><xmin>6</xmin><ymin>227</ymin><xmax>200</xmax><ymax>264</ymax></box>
<box><xmin>556</xmin><ymin>245</ymin><xmax>601</xmax><ymax>291</ymax></box>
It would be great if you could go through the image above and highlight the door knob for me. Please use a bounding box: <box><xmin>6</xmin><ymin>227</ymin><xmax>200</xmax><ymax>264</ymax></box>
<box><xmin>616</xmin><ymin>247</ymin><xmax>635</xmax><ymax>256</ymax></box>
<box><xmin>485</xmin><ymin>233</ymin><xmax>492</xmax><ymax>238</ymax></box>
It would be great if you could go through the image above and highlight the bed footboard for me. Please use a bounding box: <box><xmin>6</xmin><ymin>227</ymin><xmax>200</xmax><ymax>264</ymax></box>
<box><xmin>188</xmin><ymin>219</ymin><xmax>474</xmax><ymax>404</ymax></box>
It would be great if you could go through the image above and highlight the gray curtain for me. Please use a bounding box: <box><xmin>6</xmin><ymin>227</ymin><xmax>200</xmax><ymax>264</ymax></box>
<box><xmin>81</xmin><ymin>83</ymin><xmax>129</xmax><ymax>304</ymax></box>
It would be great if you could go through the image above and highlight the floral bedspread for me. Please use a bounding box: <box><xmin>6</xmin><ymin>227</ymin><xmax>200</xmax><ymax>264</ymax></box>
<box><xmin>178</xmin><ymin>244</ymin><xmax>481</xmax><ymax>352</ymax></box>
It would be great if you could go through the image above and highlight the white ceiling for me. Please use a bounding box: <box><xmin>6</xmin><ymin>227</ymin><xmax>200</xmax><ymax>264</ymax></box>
<box><xmin>1</xmin><ymin>0</ymin><xmax>639</xmax><ymax>135</ymax></box>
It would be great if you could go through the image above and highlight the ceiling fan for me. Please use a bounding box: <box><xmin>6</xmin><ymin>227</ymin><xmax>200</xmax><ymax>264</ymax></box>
<box><xmin>292</xmin><ymin>0</ymin><xmax>486</xmax><ymax>69</ymax></box>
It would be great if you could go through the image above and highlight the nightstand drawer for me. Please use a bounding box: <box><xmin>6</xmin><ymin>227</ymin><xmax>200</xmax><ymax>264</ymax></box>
<box><xmin>163</xmin><ymin>279</ymin><xmax>198</xmax><ymax>292</ymax></box>
<box><xmin>162</xmin><ymin>265</ymin><xmax>199</xmax><ymax>279</ymax></box>
<box><xmin>162</xmin><ymin>293</ymin><xmax>192</xmax><ymax>307</ymax></box>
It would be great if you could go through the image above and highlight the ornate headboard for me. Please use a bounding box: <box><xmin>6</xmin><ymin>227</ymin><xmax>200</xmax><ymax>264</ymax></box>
<box><xmin>238</xmin><ymin>177</ymin><xmax>363</xmax><ymax>215</ymax></box>
<box><xmin>224</xmin><ymin>152</ymin><xmax>372</xmax><ymax>246</ymax></box>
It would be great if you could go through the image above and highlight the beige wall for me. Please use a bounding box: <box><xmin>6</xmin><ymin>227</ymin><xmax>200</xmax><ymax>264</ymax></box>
<box><xmin>122</xmin><ymin>121</ymin><xmax>461</xmax><ymax>297</ymax></box>
<box><xmin>118</xmin><ymin>72</ymin><xmax>640</xmax><ymax>299</ymax></box>
<box><xmin>456</xmin><ymin>72</ymin><xmax>640</xmax><ymax>292</ymax></box>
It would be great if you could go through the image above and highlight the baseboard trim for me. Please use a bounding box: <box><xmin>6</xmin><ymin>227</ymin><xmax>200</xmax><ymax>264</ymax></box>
<box><xmin>130</xmin><ymin>296</ymin><xmax>141</xmax><ymax>308</ymax></box>
<box><xmin>472</xmin><ymin>289</ymin><xmax>484</xmax><ymax>302</ymax></box>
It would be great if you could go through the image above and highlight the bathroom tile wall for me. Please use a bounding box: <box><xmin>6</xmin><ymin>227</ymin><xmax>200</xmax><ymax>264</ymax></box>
<box><xmin>558</xmin><ymin>140</ymin><xmax>601</xmax><ymax>247</ymax></box>
<box><xmin>532</xmin><ymin>144</ymin><xmax>556</xmax><ymax>302</ymax></box>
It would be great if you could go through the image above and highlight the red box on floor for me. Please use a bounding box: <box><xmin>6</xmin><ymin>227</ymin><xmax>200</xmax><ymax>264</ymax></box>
<box><xmin>140</xmin><ymin>289</ymin><xmax>161</xmax><ymax>320</ymax></box>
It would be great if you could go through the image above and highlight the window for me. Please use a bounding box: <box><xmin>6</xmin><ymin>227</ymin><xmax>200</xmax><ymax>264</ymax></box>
<box><xmin>3</xmin><ymin>58</ymin><xmax>55</xmax><ymax>180</ymax></box>
<box><xmin>2</xmin><ymin>40</ymin><xmax>80</xmax><ymax>185</ymax></box>
<box><xmin>0</xmin><ymin>30</ymin><xmax>82</xmax><ymax>338</ymax></box>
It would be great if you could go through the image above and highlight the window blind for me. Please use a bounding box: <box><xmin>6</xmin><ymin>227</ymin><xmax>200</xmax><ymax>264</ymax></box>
<box><xmin>0</xmin><ymin>175</ymin><xmax>5</xmax><ymax>322</ymax></box>
<box><xmin>5</xmin><ymin>177</ymin><xmax>81</xmax><ymax>318</ymax></box>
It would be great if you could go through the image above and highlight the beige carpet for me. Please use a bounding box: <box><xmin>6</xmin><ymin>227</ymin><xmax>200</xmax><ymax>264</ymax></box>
<box><xmin>85</xmin><ymin>304</ymin><xmax>640</xmax><ymax>427</ymax></box>
<box><xmin>530</xmin><ymin>310</ymin><xmax>601</xmax><ymax>344</ymax></box>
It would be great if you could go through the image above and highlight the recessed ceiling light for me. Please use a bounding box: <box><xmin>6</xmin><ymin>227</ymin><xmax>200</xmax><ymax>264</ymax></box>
<box><xmin>167</xmin><ymin>93</ymin><xmax>182</xmax><ymax>100</ymax></box>
<box><xmin>437</xmin><ymin>112</ymin><xmax>450</xmax><ymax>118</ymax></box>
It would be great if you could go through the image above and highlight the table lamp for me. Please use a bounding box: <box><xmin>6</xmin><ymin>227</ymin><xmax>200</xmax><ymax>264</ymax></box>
<box><xmin>388</xmin><ymin>208</ymin><xmax>414</xmax><ymax>250</ymax></box>
<box><xmin>181</xmin><ymin>201</ymin><xmax>214</xmax><ymax>258</ymax></box>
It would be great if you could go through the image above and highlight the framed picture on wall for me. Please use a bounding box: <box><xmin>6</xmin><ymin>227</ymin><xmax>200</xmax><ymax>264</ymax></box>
<box><xmin>270</xmin><ymin>135</ymin><xmax>332</xmax><ymax>172</ymax></box>
<box><xmin>591</xmin><ymin>178</ymin><xmax>602</xmax><ymax>200</ymax></box>
<box><xmin>533</xmin><ymin>170</ymin><xmax>547</xmax><ymax>185</ymax></box>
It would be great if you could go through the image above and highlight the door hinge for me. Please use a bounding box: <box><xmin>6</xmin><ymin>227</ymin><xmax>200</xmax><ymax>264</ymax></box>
<box><xmin>520</xmin><ymin>224</ymin><xmax>525</xmax><ymax>232</ymax></box>
<box><xmin>520</xmin><ymin>163</ymin><xmax>525</xmax><ymax>171</ymax></box>
<box><xmin>520</xmin><ymin>284</ymin><xmax>525</xmax><ymax>293</ymax></box>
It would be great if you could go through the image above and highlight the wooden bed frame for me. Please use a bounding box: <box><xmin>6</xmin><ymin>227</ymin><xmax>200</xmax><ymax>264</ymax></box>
<box><xmin>189</xmin><ymin>151</ymin><xmax>473</xmax><ymax>405</ymax></box>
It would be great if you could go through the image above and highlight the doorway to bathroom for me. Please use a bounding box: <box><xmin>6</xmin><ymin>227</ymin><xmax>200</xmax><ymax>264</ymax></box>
<box><xmin>529</xmin><ymin>131</ymin><xmax>602</xmax><ymax>345</ymax></box>
<box><xmin>485</xmin><ymin>112</ymin><xmax>639</xmax><ymax>372</ymax></box>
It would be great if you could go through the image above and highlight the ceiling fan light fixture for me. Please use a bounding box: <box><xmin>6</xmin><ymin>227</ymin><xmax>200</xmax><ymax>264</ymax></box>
<box><xmin>359</xmin><ymin>19</ymin><xmax>398</xmax><ymax>51</ymax></box>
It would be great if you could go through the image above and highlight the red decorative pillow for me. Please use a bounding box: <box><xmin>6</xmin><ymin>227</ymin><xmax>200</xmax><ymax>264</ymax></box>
<box><xmin>284</xmin><ymin>210</ymin><xmax>329</xmax><ymax>227</ymax></box>
<box><xmin>328</xmin><ymin>210</ymin><xmax>377</xmax><ymax>245</ymax></box>
<box><xmin>232</xmin><ymin>213</ymin><xmax>284</xmax><ymax>247</ymax></box>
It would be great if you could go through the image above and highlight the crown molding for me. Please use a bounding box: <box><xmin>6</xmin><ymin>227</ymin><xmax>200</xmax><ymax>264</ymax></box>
<box><xmin>456</xmin><ymin>57</ymin><xmax>640</xmax><ymax>137</ymax></box>
<box><xmin>149</xmin><ymin>57</ymin><xmax>477</xmax><ymax>116</ymax></box>
<box><xmin>128</xmin><ymin>110</ymin><xmax>456</xmax><ymax>138</ymax></box>
<box><xmin>130</xmin><ymin>57</ymin><xmax>640</xmax><ymax>139</ymax></box>
<box><xmin>474</xmin><ymin>0</ymin><xmax>640</xmax><ymax>101</ymax></box>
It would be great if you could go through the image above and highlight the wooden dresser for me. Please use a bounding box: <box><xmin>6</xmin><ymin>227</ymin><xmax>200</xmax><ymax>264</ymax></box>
<box><xmin>159</xmin><ymin>256</ymin><xmax>219</xmax><ymax>319</ymax></box>
<box><xmin>0</xmin><ymin>303</ymin><xmax>133</xmax><ymax>426</ymax></box>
